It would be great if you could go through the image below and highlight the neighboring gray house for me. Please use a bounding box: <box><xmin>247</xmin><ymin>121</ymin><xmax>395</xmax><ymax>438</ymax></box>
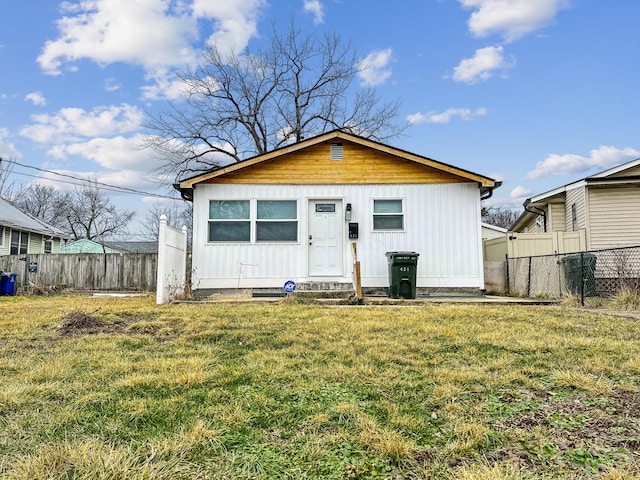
<box><xmin>0</xmin><ymin>197</ymin><xmax>69</xmax><ymax>255</ymax></box>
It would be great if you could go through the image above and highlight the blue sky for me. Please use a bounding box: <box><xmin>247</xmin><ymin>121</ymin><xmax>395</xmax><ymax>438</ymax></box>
<box><xmin>1</xmin><ymin>0</ymin><xmax>639</xmax><ymax>233</ymax></box>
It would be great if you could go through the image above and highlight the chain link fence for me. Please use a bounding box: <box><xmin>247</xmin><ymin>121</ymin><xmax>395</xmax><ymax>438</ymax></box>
<box><xmin>507</xmin><ymin>245</ymin><xmax>640</xmax><ymax>304</ymax></box>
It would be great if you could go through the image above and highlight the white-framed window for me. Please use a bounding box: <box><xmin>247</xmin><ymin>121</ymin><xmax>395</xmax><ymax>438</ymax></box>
<box><xmin>373</xmin><ymin>199</ymin><xmax>404</xmax><ymax>231</ymax></box>
<box><xmin>10</xmin><ymin>230</ymin><xmax>29</xmax><ymax>255</ymax></box>
<box><xmin>535</xmin><ymin>216</ymin><xmax>544</xmax><ymax>232</ymax></box>
<box><xmin>44</xmin><ymin>240</ymin><xmax>53</xmax><ymax>253</ymax></box>
<box><xmin>571</xmin><ymin>204</ymin><xmax>578</xmax><ymax>232</ymax></box>
<box><xmin>208</xmin><ymin>199</ymin><xmax>298</xmax><ymax>243</ymax></box>
<box><xmin>208</xmin><ymin>200</ymin><xmax>250</xmax><ymax>242</ymax></box>
<box><xmin>256</xmin><ymin>200</ymin><xmax>298</xmax><ymax>242</ymax></box>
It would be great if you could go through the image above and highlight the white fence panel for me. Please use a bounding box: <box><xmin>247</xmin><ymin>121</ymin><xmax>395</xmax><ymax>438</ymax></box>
<box><xmin>156</xmin><ymin>215</ymin><xmax>188</xmax><ymax>304</ymax></box>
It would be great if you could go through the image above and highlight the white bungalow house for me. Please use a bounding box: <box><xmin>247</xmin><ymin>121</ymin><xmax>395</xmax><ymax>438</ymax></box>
<box><xmin>177</xmin><ymin>130</ymin><xmax>500</xmax><ymax>296</ymax></box>
<box><xmin>0</xmin><ymin>197</ymin><xmax>69</xmax><ymax>255</ymax></box>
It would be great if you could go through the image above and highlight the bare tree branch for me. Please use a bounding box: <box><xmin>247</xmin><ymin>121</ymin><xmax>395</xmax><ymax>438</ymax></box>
<box><xmin>144</xmin><ymin>20</ymin><xmax>406</xmax><ymax>182</ymax></box>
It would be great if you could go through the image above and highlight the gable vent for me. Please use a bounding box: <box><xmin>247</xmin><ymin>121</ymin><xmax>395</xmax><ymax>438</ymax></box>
<box><xmin>330</xmin><ymin>142</ymin><xmax>343</xmax><ymax>160</ymax></box>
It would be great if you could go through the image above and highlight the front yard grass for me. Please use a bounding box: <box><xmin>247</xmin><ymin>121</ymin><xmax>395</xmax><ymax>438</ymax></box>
<box><xmin>0</xmin><ymin>295</ymin><xmax>639</xmax><ymax>479</ymax></box>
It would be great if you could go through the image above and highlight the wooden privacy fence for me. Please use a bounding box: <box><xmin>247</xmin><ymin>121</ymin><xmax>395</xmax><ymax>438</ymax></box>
<box><xmin>0</xmin><ymin>253</ymin><xmax>157</xmax><ymax>291</ymax></box>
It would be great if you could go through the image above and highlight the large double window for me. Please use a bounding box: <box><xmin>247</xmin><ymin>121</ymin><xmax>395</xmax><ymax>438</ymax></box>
<box><xmin>208</xmin><ymin>200</ymin><xmax>298</xmax><ymax>243</ymax></box>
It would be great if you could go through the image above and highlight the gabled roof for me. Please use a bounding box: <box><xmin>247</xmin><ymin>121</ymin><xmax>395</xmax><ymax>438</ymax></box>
<box><xmin>61</xmin><ymin>238</ymin><xmax>121</xmax><ymax>254</ymax></box>
<box><xmin>178</xmin><ymin>129</ymin><xmax>498</xmax><ymax>192</ymax></box>
<box><xmin>0</xmin><ymin>197</ymin><xmax>69</xmax><ymax>239</ymax></box>
<box><xmin>511</xmin><ymin>157</ymin><xmax>640</xmax><ymax>231</ymax></box>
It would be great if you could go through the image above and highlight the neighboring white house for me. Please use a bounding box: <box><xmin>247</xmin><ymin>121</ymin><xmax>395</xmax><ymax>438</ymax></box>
<box><xmin>481</xmin><ymin>222</ymin><xmax>507</xmax><ymax>240</ymax></box>
<box><xmin>177</xmin><ymin>130</ymin><xmax>500</xmax><ymax>295</ymax></box>
<box><xmin>0</xmin><ymin>197</ymin><xmax>69</xmax><ymax>255</ymax></box>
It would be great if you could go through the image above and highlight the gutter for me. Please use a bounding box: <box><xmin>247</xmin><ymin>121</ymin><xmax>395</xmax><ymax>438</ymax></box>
<box><xmin>173</xmin><ymin>183</ymin><xmax>193</xmax><ymax>202</ymax></box>
<box><xmin>480</xmin><ymin>181</ymin><xmax>502</xmax><ymax>200</ymax></box>
<box><xmin>523</xmin><ymin>200</ymin><xmax>547</xmax><ymax>232</ymax></box>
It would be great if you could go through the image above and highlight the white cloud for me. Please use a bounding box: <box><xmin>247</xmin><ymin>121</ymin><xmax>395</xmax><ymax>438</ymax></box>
<box><xmin>510</xmin><ymin>185</ymin><xmax>532</xmax><ymax>199</ymax></box>
<box><xmin>358</xmin><ymin>48</ymin><xmax>393</xmax><ymax>87</ymax></box>
<box><xmin>48</xmin><ymin>134</ymin><xmax>156</xmax><ymax>172</ymax></box>
<box><xmin>20</xmin><ymin>104</ymin><xmax>144</xmax><ymax>144</ymax></box>
<box><xmin>459</xmin><ymin>0</ymin><xmax>570</xmax><ymax>42</ymax></box>
<box><xmin>194</xmin><ymin>0</ymin><xmax>265</xmax><ymax>54</ymax></box>
<box><xmin>25</xmin><ymin>92</ymin><xmax>46</xmax><ymax>106</ymax></box>
<box><xmin>452</xmin><ymin>45</ymin><xmax>514</xmax><ymax>84</ymax></box>
<box><xmin>38</xmin><ymin>0</ymin><xmax>197</xmax><ymax>75</ymax></box>
<box><xmin>527</xmin><ymin>146</ymin><xmax>640</xmax><ymax>180</ymax></box>
<box><xmin>304</xmin><ymin>0</ymin><xmax>324</xmax><ymax>25</ymax></box>
<box><xmin>141</xmin><ymin>71</ymin><xmax>189</xmax><ymax>101</ymax></box>
<box><xmin>407</xmin><ymin>107</ymin><xmax>487</xmax><ymax>125</ymax></box>
<box><xmin>37</xmin><ymin>0</ymin><xmax>265</xmax><ymax>100</ymax></box>
<box><xmin>104</xmin><ymin>77</ymin><xmax>121</xmax><ymax>92</ymax></box>
<box><xmin>0</xmin><ymin>128</ymin><xmax>23</xmax><ymax>160</ymax></box>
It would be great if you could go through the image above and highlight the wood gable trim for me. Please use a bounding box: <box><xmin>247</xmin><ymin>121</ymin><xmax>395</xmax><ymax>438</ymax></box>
<box><xmin>179</xmin><ymin>130</ymin><xmax>496</xmax><ymax>188</ymax></box>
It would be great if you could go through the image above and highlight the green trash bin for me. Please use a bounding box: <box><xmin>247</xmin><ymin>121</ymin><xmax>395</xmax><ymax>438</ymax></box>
<box><xmin>562</xmin><ymin>253</ymin><xmax>597</xmax><ymax>297</ymax></box>
<box><xmin>385</xmin><ymin>252</ymin><xmax>419</xmax><ymax>299</ymax></box>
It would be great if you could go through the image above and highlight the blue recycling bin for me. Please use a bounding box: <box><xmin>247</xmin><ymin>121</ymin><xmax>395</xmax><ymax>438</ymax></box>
<box><xmin>0</xmin><ymin>273</ymin><xmax>17</xmax><ymax>296</ymax></box>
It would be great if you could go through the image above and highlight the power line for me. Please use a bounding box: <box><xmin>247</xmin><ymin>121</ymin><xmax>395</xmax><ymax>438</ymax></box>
<box><xmin>1</xmin><ymin>157</ymin><xmax>181</xmax><ymax>200</ymax></box>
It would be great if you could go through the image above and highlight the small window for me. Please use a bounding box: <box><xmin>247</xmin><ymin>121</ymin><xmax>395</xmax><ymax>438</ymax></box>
<box><xmin>257</xmin><ymin>200</ymin><xmax>297</xmax><ymax>242</ymax></box>
<box><xmin>330</xmin><ymin>142</ymin><xmax>343</xmax><ymax>160</ymax></box>
<box><xmin>571</xmin><ymin>204</ymin><xmax>577</xmax><ymax>231</ymax></box>
<box><xmin>315</xmin><ymin>203</ymin><xmax>336</xmax><ymax>213</ymax></box>
<box><xmin>44</xmin><ymin>240</ymin><xmax>53</xmax><ymax>253</ymax></box>
<box><xmin>535</xmin><ymin>216</ymin><xmax>544</xmax><ymax>233</ymax></box>
<box><xmin>0</xmin><ymin>226</ymin><xmax>4</xmax><ymax>247</ymax></box>
<box><xmin>208</xmin><ymin>200</ymin><xmax>250</xmax><ymax>242</ymax></box>
<box><xmin>373</xmin><ymin>199</ymin><xmax>404</xmax><ymax>231</ymax></box>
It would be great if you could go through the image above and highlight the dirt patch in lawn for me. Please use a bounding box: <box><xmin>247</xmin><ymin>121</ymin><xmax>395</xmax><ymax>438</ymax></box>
<box><xmin>56</xmin><ymin>310</ymin><xmax>129</xmax><ymax>337</ymax></box>
<box><xmin>488</xmin><ymin>389</ymin><xmax>640</xmax><ymax>474</ymax></box>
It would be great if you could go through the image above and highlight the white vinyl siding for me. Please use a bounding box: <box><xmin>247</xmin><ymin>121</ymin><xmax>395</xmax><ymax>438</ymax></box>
<box><xmin>588</xmin><ymin>187</ymin><xmax>640</xmax><ymax>249</ymax></box>
<box><xmin>191</xmin><ymin>183</ymin><xmax>484</xmax><ymax>290</ymax></box>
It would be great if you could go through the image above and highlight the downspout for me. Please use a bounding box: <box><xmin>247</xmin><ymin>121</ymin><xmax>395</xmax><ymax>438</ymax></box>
<box><xmin>524</xmin><ymin>203</ymin><xmax>547</xmax><ymax>232</ymax></box>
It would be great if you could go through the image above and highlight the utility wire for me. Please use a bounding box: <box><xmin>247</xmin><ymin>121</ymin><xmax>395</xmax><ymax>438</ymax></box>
<box><xmin>2</xmin><ymin>157</ymin><xmax>181</xmax><ymax>200</ymax></box>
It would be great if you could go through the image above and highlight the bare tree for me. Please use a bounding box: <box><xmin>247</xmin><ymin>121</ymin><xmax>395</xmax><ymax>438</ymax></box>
<box><xmin>9</xmin><ymin>183</ymin><xmax>71</xmax><ymax>230</ymax></box>
<box><xmin>64</xmin><ymin>183</ymin><xmax>135</xmax><ymax>240</ymax></box>
<box><xmin>0</xmin><ymin>156</ymin><xmax>18</xmax><ymax>199</ymax></box>
<box><xmin>144</xmin><ymin>20</ymin><xmax>405</xmax><ymax>181</ymax></box>
<box><xmin>141</xmin><ymin>203</ymin><xmax>193</xmax><ymax>243</ymax></box>
<box><xmin>482</xmin><ymin>206</ymin><xmax>520</xmax><ymax>229</ymax></box>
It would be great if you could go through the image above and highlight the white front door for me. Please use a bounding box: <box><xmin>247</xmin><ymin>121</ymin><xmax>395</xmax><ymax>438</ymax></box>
<box><xmin>308</xmin><ymin>200</ymin><xmax>343</xmax><ymax>276</ymax></box>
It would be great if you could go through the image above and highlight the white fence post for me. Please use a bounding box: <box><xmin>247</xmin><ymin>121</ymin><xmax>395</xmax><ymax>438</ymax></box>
<box><xmin>156</xmin><ymin>215</ymin><xmax>188</xmax><ymax>304</ymax></box>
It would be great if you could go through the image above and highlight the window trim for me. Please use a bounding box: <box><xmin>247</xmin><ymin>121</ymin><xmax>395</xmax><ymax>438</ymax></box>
<box><xmin>372</xmin><ymin>198</ymin><xmax>405</xmax><ymax>232</ymax></box>
<box><xmin>44</xmin><ymin>239</ymin><xmax>53</xmax><ymax>254</ymax></box>
<box><xmin>10</xmin><ymin>229</ymin><xmax>29</xmax><ymax>255</ymax></box>
<box><xmin>571</xmin><ymin>203</ymin><xmax>578</xmax><ymax>232</ymax></box>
